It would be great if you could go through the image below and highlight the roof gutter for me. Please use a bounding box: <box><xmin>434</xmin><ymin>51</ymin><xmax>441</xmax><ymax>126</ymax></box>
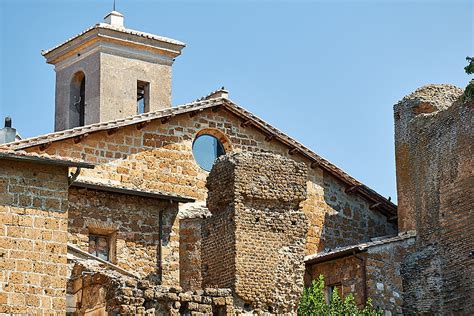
<box><xmin>0</xmin><ymin>152</ymin><xmax>94</xmax><ymax>169</ymax></box>
<box><xmin>71</xmin><ymin>180</ymin><xmax>195</xmax><ymax>203</ymax></box>
<box><xmin>305</xmin><ymin>247</ymin><xmax>367</xmax><ymax>266</ymax></box>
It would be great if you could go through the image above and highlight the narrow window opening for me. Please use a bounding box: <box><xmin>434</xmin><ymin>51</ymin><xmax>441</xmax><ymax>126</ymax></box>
<box><xmin>79</xmin><ymin>77</ymin><xmax>85</xmax><ymax>126</ymax></box>
<box><xmin>137</xmin><ymin>80</ymin><xmax>150</xmax><ymax>114</ymax></box>
<box><xmin>70</xmin><ymin>71</ymin><xmax>86</xmax><ymax>128</ymax></box>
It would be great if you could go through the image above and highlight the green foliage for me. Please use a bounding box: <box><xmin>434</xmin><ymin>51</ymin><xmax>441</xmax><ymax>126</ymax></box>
<box><xmin>464</xmin><ymin>57</ymin><xmax>474</xmax><ymax>101</ymax></box>
<box><xmin>298</xmin><ymin>275</ymin><xmax>381</xmax><ymax>316</ymax></box>
<box><xmin>464</xmin><ymin>57</ymin><xmax>474</xmax><ymax>75</ymax></box>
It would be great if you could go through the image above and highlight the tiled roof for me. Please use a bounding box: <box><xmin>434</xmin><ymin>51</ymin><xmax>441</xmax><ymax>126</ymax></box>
<box><xmin>2</xmin><ymin>98</ymin><xmax>222</xmax><ymax>150</ymax></box>
<box><xmin>2</xmin><ymin>97</ymin><xmax>397</xmax><ymax>216</ymax></box>
<box><xmin>42</xmin><ymin>22</ymin><xmax>185</xmax><ymax>56</ymax></box>
<box><xmin>0</xmin><ymin>149</ymin><xmax>94</xmax><ymax>168</ymax></box>
<box><xmin>72</xmin><ymin>177</ymin><xmax>195</xmax><ymax>203</ymax></box>
<box><xmin>304</xmin><ymin>231</ymin><xmax>416</xmax><ymax>264</ymax></box>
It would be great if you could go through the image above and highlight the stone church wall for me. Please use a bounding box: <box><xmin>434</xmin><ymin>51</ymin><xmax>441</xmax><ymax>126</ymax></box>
<box><xmin>28</xmin><ymin>107</ymin><xmax>396</xmax><ymax>256</ymax></box>
<box><xmin>394</xmin><ymin>85</ymin><xmax>473</xmax><ymax>314</ymax></box>
<box><xmin>204</xmin><ymin>152</ymin><xmax>308</xmax><ymax>314</ymax></box>
<box><xmin>68</xmin><ymin>187</ymin><xmax>180</xmax><ymax>285</ymax></box>
<box><xmin>0</xmin><ymin>160</ymin><xmax>69</xmax><ymax>314</ymax></box>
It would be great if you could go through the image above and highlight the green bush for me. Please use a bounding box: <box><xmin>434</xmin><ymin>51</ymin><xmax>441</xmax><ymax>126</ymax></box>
<box><xmin>464</xmin><ymin>57</ymin><xmax>474</xmax><ymax>101</ymax></box>
<box><xmin>298</xmin><ymin>275</ymin><xmax>380</xmax><ymax>316</ymax></box>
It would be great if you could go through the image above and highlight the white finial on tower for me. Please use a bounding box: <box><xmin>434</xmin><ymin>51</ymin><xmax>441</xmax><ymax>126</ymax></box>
<box><xmin>104</xmin><ymin>7</ymin><xmax>124</xmax><ymax>27</ymax></box>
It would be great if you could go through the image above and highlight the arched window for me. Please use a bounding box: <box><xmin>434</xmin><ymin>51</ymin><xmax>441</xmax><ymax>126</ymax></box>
<box><xmin>70</xmin><ymin>71</ymin><xmax>86</xmax><ymax>128</ymax></box>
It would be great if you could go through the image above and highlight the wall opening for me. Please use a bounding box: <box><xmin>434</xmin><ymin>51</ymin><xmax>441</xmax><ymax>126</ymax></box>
<box><xmin>192</xmin><ymin>129</ymin><xmax>232</xmax><ymax>172</ymax></box>
<box><xmin>137</xmin><ymin>80</ymin><xmax>150</xmax><ymax>114</ymax></box>
<box><xmin>70</xmin><ymin>71</ymin><xmax>86</xmax><ymax>128</ymax></box>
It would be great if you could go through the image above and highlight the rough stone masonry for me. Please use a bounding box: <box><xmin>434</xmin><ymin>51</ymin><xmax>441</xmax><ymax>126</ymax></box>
<box><xmin>203</xmin><ymin>152</ymin><xmax>309</xmax><ymax>314</ymax></box>
<box><xmin>394</xmin><ymin>84</ymin><xmax>474</xmax><ymax>314</ymax></box>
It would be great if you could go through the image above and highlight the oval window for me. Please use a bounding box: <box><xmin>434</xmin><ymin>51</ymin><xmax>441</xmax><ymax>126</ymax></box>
<box><xmin>192</xmin><ymin>134</ymin><xmax>226</xmax><ymax>171</ymax></box>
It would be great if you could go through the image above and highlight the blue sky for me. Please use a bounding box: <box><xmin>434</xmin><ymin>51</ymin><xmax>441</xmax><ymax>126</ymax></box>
<box><xmin>0</xmin><ymin>0</ymin><xmax>472</xmax><ymax>201</ymax></box>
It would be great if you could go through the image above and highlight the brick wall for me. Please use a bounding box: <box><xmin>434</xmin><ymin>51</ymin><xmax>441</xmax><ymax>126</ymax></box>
<box><xmin>394</xmin><ymin>85</ymin><xmax>474</xmax><ymax>314</ymax></box>
<box><xmin>27</xmin><ymin>107</ymin><xmax>395</xmax><ymax>256</ymax></box>
<box><xmin>0</xmin><ymin>160</ymin><xmax>69</xmax><ymax>314</ymax></box>
<box><xmin>204</xmin><ymin>152</ymin><xmax>308</xmax><ymax>314</ymax></box>
<box><xmin>68</xmin><ymin>187</ymin><xmax>180</xmax><ymax>285</ymax></box>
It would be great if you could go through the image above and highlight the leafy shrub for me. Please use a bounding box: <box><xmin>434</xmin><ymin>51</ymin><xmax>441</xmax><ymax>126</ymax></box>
<box><xmin>298</xmin><ymin>275</ymin><xmax>380</xmax><ymax>316</ymax></box>
<box><xmin>464</xmin><ymin>57</ymin><xmax>474</xmax><ymax>101</ymax></box>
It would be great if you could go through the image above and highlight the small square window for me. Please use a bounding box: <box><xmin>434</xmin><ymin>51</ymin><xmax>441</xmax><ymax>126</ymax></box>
<box><xmin>88</xmin><ymin>234</ymin><xmax>110</xmax><ymax>261</ymax></box>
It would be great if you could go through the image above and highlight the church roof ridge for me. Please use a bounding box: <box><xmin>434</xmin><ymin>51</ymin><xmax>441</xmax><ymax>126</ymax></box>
<box><xmin>2</xmin><ymin>97</ymin><xmax>397</xmax><ymax>217</ymax></box>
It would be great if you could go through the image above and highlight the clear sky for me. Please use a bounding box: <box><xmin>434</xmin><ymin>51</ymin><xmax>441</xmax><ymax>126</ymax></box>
<box><xmin>0</xmin><ymin>0</ymin><xmax>472</xmax><ymax>201</ymax></box>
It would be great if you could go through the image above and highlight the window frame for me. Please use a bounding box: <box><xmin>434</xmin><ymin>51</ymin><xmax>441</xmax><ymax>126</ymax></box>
<box><xmin>87</xmin><ymin>228</ymin><xmax>117</xmax><ymax>263</ymax></box>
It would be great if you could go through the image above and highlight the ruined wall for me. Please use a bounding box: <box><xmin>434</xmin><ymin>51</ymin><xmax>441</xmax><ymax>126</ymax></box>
<box><xmin>203</xmin><ymin>152</ymin><xmax>308</xmax><ymax>314</ymax></box>
<box><xmin>68</xmin><ymin>187</ymin><xmax>180</xmax><ymax>285</ymax></box>
<box><xmin>28</xmin><ymin>107</ymin><xmax>395</xmax><ymax>255</ymax></box>
<box><xmin>68</xmin><ymin>257</ymin><xmax>233</xmax><ymax>316</ymax></box>
<box><xmin>0</xmin><ymin>160</ymin><xmax>69</xmax><ymax>314</ymax></box>
<box><xmin>394</xmin><ymin>85</ymin><xmax>474</xmax><ymax>314</ymax></box>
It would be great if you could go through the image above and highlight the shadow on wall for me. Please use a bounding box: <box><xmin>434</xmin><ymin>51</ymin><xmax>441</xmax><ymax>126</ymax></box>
<box><xmin>319</xmin><ymin>173</ymin><xmax>397</xmax><ymax>252</ymax></box>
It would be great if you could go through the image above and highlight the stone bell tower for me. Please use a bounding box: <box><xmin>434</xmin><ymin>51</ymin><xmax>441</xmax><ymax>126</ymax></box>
<box><xmin>43</xmin><ymin>11</ymin><xmax>185</xmax><ymax>131</ymax></box>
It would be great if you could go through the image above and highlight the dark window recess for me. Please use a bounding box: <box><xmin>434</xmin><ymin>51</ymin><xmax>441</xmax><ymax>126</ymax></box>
<box><xmin>88</xmin><ymin>234</ymin><xmax>110</xmax><ymax>261</ymax></box>
<box><xmin>137</xmin><ymin>80</ymin><xmax>150</xmax><ymax>114</ymax></box>
<box><xmin>70</xmin><ymin>71</ymin><xmax>86</xmax><ymax>128</ymax></box>
<box><xmin>326</xmin><ymin>283</ymin><xmax>342</xmax><ymax>303</ymax></box>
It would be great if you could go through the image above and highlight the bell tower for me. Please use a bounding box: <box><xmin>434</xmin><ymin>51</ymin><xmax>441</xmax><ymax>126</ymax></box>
<box><xmin>43</xmin><ymin>11</ymin><xmax>185</xmax><ymax>131</ymax></box>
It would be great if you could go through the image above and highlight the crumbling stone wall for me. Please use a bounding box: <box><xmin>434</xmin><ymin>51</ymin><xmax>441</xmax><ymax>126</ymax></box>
<box><xmin>27</xmin><ymin>107</ymin><xmax>395</xmax><ymax>255</ymax></box>
<box><xmin>0</xmin><ymin>160</ymin><xmax>69</xmax><ymax>314</ymax></box>
<box><xmin>69</xmin><ymin>260</ymin><xmax>233</xmax><ymax>316</ymax></box>
<box><xmin>394</xmin><ymin>85</ymin><xmax>474</xmax><ymax>314</ymax></box>
<box><xmin>203</xmin><ymin>152</ymin><xmax>308</xmax><ymax>314</ymax></box>
<box><xmin>68</xmin><ymin>187</ymin><xmax>180</xmax><ymax>284</ymax></box>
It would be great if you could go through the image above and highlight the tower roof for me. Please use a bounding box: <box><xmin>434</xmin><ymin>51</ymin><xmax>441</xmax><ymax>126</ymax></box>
<box><xmin>42</xmin><ymin>12</ymin><xmax>185</xmax><ymax>65</ymax></box>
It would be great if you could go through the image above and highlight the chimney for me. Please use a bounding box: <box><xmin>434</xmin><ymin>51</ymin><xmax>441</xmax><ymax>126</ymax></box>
<box><xmin>0</xmin><ymin>117</ymin><xmax>17</xmax><ymax>144</ymax></box>
<box><xmin>203</xmin><ymin>87</ymin><xmax>229</xmax><ymax>101</ymax></box>
<box><xmin>104</xmin><ymin>11</ymin><xmax>124</xmax><ymax>27</ymax></box>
